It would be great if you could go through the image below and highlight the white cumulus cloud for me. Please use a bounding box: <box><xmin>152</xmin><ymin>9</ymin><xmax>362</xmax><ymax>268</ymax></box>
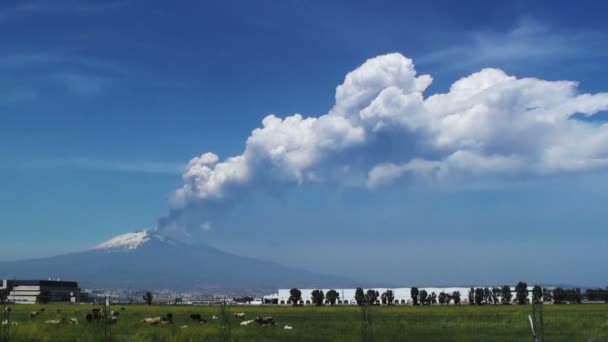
<box><xmin>158</xmin><ymin>52</ymin><xmax>608</xmax><ymax>234</ymax></box>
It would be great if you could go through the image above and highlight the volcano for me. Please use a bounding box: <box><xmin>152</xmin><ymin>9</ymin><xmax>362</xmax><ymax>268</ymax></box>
<box><xmin>0</xmin><ymin>231</ymin><xmax>355</xmax><ymax>290</ymax></box>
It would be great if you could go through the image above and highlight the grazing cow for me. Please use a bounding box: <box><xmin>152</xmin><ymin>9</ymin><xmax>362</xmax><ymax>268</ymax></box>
<box><xmin>1</xmin><ymin>320</ymin><xmax>7</xmax><ymax>326</ymax></box>
<box><xmin>190</xmin><ymin>314</ymin><xmax>202</xmax><ymax>322</ymax></box>
<box><xmin>69</xmin><ymin>318</ymin><xmax>79</xmax><ymax>325</ymax></box>
<box><xmin>212</xmin><ymin>315</ymin><xmax>218</xmax><ymax>320</ymax></box>
<box><xmin>11</xmin><ymin>322</ymin><xmax>18</xmax><ymax>326</ymax></box>
<box><xmin>234</xmin><ymin>313</ymin><xmax>245</xmax><ymax>320</ymax></box>
<box><xmin>164</xmin><ymin>313</ymin><xmax>173</xmax><ymax>323</ymax></box>
<box><xmin>29</xmin><ymin>311</ymin><xmax>39</xmax><ymax>319</ymax></box>
<box><xmin>109</xmin><ymin>316</ymin><xmax>118</xmax><ymax>324</ymax></box>
<box><xmin>85</xmin><ymin>313</ymin><xmax>93</xmax><ymax>322</ymax></box>
<box><xmin>111</xmin><ymin>311</ymin><xmax>120</xmax><ymax>317</ymax></box>
<box><xmin>254</xmin><ymin>316</ymin><xmax>276</xmax><ymax>327</ymax></box>
<box><xmin>284</xmin><ymin>325</ymin><xmax>293</xmax><ymax>330</ymax></box>
<box><xmin>120</xmin><ymin>307</ymin><xmax>126</xmax><ymax>311</ymax></box>
<box><xmin>240</xmin><ymin>320</ymin><xmax>254</xmax><ymax>326</ymax></box>
<box><xmin>142</xmin><ymin>317</ymin><xmax>163</xmax><ymax>325</ymax></box>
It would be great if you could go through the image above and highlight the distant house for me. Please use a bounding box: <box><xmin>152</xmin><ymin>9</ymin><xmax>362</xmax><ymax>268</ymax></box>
<box><xmin>1</xmin><ymin>279</ymin><xmax>91</xmax><ymax>304</ymax></box>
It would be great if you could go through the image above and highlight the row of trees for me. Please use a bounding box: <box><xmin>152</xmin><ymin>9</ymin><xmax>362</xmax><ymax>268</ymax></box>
<box><xmin>585</xmin><ymin>288</ymin><xmax>608</xmax><ymax>302</ymax></box>
<box><xmin>411</xmin><ymin>288</ymin><xmax>461</xmax><ymax>305</ymax></box>
<box><xmin>288</xmin><ymin>284</ymin><xmax>607</xmax><ymax>306</ymax></box>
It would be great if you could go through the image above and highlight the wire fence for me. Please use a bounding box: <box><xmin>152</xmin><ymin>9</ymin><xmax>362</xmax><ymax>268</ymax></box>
<box><xmin>0</xmin><ymin>303</ymin><xmax>607</xmax><ymax>341</ymax></box>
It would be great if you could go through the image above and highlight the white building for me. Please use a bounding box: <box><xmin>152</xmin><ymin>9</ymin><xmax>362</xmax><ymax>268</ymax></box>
<box><xmin>264</xmin><ymin>287</ymin><xmax>538</xmax><ymax>305</ymax></box>
<box><xmin>1</xmin><ymin>279</ymin><xmax>91</xmax><ymax>304</ymax></box>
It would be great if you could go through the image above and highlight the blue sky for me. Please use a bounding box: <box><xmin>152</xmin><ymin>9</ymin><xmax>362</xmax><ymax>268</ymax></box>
<box><xmin>1</xmin><ymin>0</ymin><xmax>608</xmax><ymax>286</ymax></box>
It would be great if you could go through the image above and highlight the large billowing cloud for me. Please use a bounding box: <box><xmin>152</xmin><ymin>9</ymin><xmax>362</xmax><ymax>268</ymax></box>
<box><xmin>159</xmin><ymin>53</ymin><xmax>608</xmax><ymax>235</ymax></box>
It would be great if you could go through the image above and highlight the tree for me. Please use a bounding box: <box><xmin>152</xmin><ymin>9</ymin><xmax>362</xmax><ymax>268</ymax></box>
<box><xmin>311</xmin><ymin>289</ymin><xmax>325</xmax><ymax>306</ymax></box>
<box><xmin>381</xmin><ymin>290</ymin><xmax>394</xmax><ymax>305</ymax></box>
<box><xmin>365</xmin><ymin>290</ymin><xmax>379</xmax><ymax>305</ymax></box>
<box><xmin>532</xmin><ymin>285</ymin><xmax>543</xmax><ymax>304</ymax></box>
<box><xmin>452</xmin><ymin>291</ymin><xmax>461</xmax><ymax>305</ymax></box>
<box><xmin>515</xmin><ymin>282</ymin><xmax>528</xmax><ymax>305</ymax></box>
<box><xmin>289</xmin><ymin>288</ymin><xmax>302</xmax><ymax>306</ymax></box>
<box><xmin>501</xmin><ymin>285</ymin><xmax>512</xmax><ymax>304</ymax></box>
<box><xmin>475</xmin><ymin>288</ymin><xmax>485</xmax><ymax>305</ymax></box>
<box><xmin>355</xmin><ymin>288</ymin><xmax>365</xmax><ymax>306</ymax></box>
<box><xmin>143</xmin><ymin>291</ymin><xmax>153</xmax><ymax>306</ymax></box>
<box><xmin>410</xmin><ymin>287</ymin><xmax>419</xmax><ymax>305</ymax></box>
<box><xmin>468</xmin><ymin>288</ymin><xmax>475</xmax><ymax>305</ymax></box>
<box><xmin>419</xmin><ymin>290</ymin><xmax>428</xmax><ymax>305</ymax></box>
<box><xmin>326</xmin><ymin>289</ymin><xmax>339</xmax><ymax>305</ymax></box>
<box><xmin>438</xmin><ymin>292</ymin><xmax>447</xmax><ymax>305</ymax></box>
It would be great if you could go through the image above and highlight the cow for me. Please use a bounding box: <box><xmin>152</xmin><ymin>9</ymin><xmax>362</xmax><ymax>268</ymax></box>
<box><xmin>142</xmin><ymin>317</ymin><xmax>163</xmax><ymax>325</ymax></box>
<box><xmin>111</xmin><ymin>311</ymin><xmax>120</xmax><ymax>317</ymax></box>
<box><xmin>120</xmin><ymin>307</ymin><xmax>126</xmax><ymax>311</ymax></box>
<box><xmin>190</xmin><ymin>314</ymin><xmax>202</xmax><ymax>322</ymax></box>
<box><xmin>39</xmin><ymin>308</ymin><xmax>45</xmax><ymax>312</ymax></box>
<box><xmin>212</xmin><ymin>315</ymin><xmax>218</xmax><ymax>320</ymax></box>
<box><xmin>85</xmin><ymin>313</ymin><xmax>93</xmax><ymax>322</ymax></box>
<box><xmin>165</xmin><ymin>313</ymin><xmax>173</xmax><ymax>323</ymax></box>
<box><xmin>29</xmin><ymin>311</ymin><xmax>39</xmax><ymax>319</ymax></box>
<box><xmin>234</xmin><ymin>313</ymin><xmax>245</xmax><ymax>320</ymax></box>
<box><xmin>69</xmin><ymin>318</ymin><xmax>79</xmax><ymax>325</ymax></box>
<box><xmin>240</xmin><ymin>320</ymin><xmax>254</xmax><ymax>326</ymax></box>
<box><xmin>284</xmin><ymin>325</ymin><xmax>293</xmax><ymax>330</ymax></box>
<box><xmin>254</xmin><ymin>316</ymin><xmax>276</xmax><ymax>327</ymax></box>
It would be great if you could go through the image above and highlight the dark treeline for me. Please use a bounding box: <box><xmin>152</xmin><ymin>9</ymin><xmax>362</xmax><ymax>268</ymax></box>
<box><xmin>284</xmin><ymin>284</ymin><xmax>608</xmax><ymax>306</ymax></box>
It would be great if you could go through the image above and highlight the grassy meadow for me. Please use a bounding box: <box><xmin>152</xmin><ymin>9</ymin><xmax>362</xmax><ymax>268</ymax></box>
<box><xmin>1</xmin><ymin>303</ymin><xmax>607</xmax><ymax>341</ymax></box>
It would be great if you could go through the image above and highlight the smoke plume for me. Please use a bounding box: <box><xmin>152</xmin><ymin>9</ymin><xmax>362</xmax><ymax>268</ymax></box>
<box><xmin>157</xmin><ymin>53</ymin><xmax>608</xmax><ymax>236</ymax></box>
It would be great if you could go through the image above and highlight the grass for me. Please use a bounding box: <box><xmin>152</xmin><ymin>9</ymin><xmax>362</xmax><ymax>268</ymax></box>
<box><xmin>2</xmin><ymin>303</ymin><xmax>607</xmax><ymax>341</ymax></box>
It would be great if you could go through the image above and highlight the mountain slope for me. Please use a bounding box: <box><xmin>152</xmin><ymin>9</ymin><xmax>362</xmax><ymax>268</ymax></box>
<box><xmin>0</xmin><ymin>232</ymin><xmax>356</xmax><ymax>290</ymax></box>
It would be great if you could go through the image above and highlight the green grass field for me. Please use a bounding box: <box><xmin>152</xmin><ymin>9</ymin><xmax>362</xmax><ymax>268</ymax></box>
<box><xmin>2</xmin><ymin>304</ymin><xmax>607</xmax><ymax>341</ymax></box>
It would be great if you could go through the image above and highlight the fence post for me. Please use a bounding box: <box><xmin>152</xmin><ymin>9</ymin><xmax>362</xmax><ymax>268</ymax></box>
<box><xmin>219</xmin><ymin>298</ymin><xmax>232</xmax><ymax>342</ymax></box>
<box><xmin>360</xmin><ymin>298</ymin><xmax>374</xmax><ymax>342</ymax></box>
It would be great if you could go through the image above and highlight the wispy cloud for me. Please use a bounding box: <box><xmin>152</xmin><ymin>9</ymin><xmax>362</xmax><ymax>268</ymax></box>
<box><xmin>56</xmin><ymin>72</ymin><xmax>107</xmax><ymax>96</ymax></box>
<box><xmin>0</xmin><ymin>50</ymin><xmax>128</xmax><ymax>74</ymax></box>
<box><xmin>0</xmin><ymin>49</ymin><xmax>127</xmax><ymax>98</ymax></box>
<box><xmin>11</xmin><ymin>0</ymin><xmax>128</xmax><ymax>14</ymax></box>
<box><xmin>0</xmin><ymin>87</ymin><xmax>37</xmax><ymax>105</ymax></box>
<box><xmin>418</xmin><ymin>18</ymin><xmax>608</xmax><ymax>71</ymax></box>
<box><xmin>12</xmin><ymin>158</ymin><xmax>185</xmax><ymax>175</ymax></box>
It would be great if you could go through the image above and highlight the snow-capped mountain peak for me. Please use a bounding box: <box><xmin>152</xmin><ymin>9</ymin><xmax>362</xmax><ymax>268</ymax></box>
<box><xmin>94</xmin><ymin>230</ymin><xmax>150</xmax><ymax>250</ymax></box>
